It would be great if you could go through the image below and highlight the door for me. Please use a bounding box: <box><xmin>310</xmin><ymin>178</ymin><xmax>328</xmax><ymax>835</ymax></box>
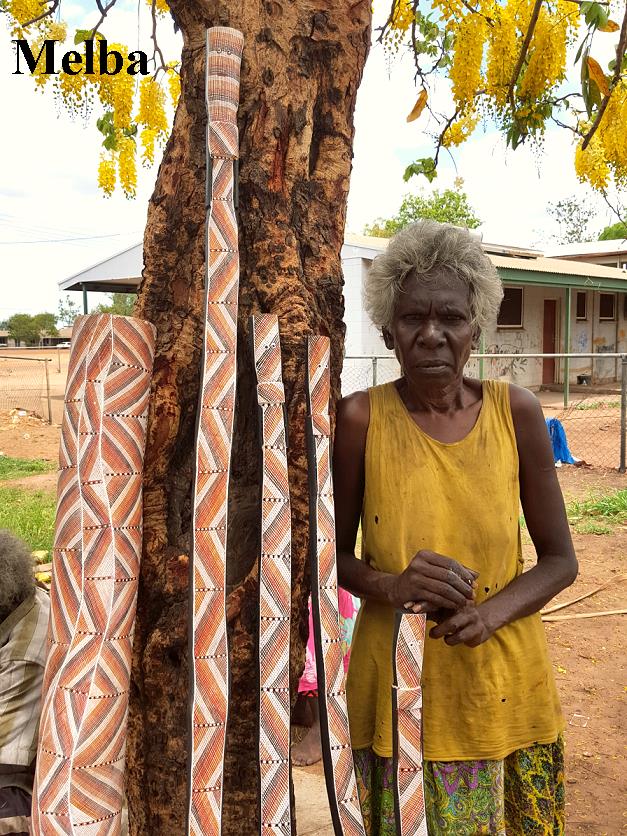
<box><xmin>542</xmin><ymin>299</ymin><xmax>557</xmax><ymax>384</ymax></box>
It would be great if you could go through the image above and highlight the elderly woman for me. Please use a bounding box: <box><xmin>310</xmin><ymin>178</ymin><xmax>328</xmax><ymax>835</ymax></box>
<box><xmin>335</xmin><ymin>221</ymin><xmax>577</xmax><ymax>835</ymax></box>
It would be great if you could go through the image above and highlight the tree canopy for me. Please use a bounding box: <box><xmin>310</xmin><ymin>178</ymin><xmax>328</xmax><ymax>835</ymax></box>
<box><xmin>6</xmin><ymin>312</ymin><xmax>58</xmax><ymax>345</ymax></box>
<box><xmin>93</xmin><ymin>292</ymin><xmax>136</xmax><ymax>316</ymax></box>
<box><xmin>364</xmin><ymin>187</ymin><xmax>481</xmax><ymax>236</ymax></box>
<box><xmin>599</xmin><ymin>220</ymin><xmax>627</xmax><ymax>239</ymax></box>
<box><xmin>5</xmin><ymin>0</ymin><xmax>627</xmax><ymax>203</ymax></box>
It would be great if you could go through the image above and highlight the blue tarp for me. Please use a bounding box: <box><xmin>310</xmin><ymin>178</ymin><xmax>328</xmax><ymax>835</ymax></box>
<box><xmin>545</xmin><ymin>417</ymin><xmax>576</xmax><ymax>465</ymax></box>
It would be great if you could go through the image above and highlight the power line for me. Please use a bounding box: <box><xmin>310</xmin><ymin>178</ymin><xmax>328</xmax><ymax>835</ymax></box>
<box><xmin>0</xmin><ymin>231</ymin><xmax>142</xmax><ymax>245</ymax></box>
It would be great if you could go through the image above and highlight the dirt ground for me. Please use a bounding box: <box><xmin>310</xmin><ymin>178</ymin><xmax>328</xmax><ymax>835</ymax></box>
<box><xmin>1</xmin><ymin>412</ymin><xmax>625</xmax><ymax>833</ymax></box>
<box><xmin>0</xmin><ymin>348</ymin><xmax>70</xmax><ymax>425</ymax></box>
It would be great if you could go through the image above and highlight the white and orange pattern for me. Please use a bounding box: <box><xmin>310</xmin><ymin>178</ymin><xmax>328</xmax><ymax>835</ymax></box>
<box><xmin>187</xmin><ymin>26</ymin><xmax>244</xmax><ymax>836</ymax></box>
<box><xmin>392</xmin><ymin>612</ymin><xmax>428</xmax><ymax>836</ymax></box>
<box><xmin>306</xmin><ymin>336</ymin><xmax>366</xmax><ymax>836</ymax></box>
<box><xmin>32</xmin><ymin>313</ymin><xmax>155</xmax><ymax>836</ymax></box>
<box><xmin>251</xmin><ymin>314</ymin><xmax>292</xmax><ymax>836</ymax></box>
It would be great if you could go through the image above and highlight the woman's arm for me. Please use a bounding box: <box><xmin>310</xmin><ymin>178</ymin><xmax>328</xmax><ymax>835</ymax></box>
<box><xmin>334</xmin><ymin>391</ymin><xmax>477</xmax><ymax>612</ymax></box>
<box><xmin>430</xmin><ymin>384</ymin><xmax>578</xmax><ymax>647</ymax></box>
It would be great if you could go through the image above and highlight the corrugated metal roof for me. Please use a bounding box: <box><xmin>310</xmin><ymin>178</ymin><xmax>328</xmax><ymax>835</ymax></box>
<box><xmin>545</xmin><ymin>240</ymin><xmax>627</xmax><ymax>257</ymax></box>
<box><xmin>491</xmin><ymin>253</ymin><xmax>627</xmax><ymax>281</ymax></box>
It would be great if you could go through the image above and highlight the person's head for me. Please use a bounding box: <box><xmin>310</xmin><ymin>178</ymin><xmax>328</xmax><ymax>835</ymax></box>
<box><xmin>0</xmin><ymin>529</ymin><xmax>36</xmax><ymax>624</ymax></box>
<box><xmin>363</xmin><ymin>220</ymin><xmax>503</xmax><ymax>383</ymax></box>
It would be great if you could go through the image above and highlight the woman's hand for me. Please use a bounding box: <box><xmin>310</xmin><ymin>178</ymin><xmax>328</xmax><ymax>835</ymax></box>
<box><xmin>428</xmin><ymin>602</ymin><xmax>493</xmax><ymax>647</ymax></box>
<box><xmin>386</xmin><ymin>549</ymin><xmax>478</xmax><ymax>613</ymax></box>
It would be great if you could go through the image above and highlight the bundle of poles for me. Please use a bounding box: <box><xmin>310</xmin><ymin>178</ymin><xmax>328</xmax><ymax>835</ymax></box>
<box><xmin>31</xmin><ymin>26</ymin><xmax>428</xmax><ymax>836</ymax></box>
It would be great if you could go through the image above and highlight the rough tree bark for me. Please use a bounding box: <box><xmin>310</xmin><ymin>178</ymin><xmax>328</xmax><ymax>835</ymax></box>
<box><xmin>127</xmin><ymin>1</ymin><xmax>371</xmax><ymax>832</ymax></box>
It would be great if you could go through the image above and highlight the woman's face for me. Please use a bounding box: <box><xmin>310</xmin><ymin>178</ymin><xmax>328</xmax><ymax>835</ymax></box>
<box><xmin>384</xmin><ymin>268</ymin><xmax>475</xmax><ymax>385</ymax></box>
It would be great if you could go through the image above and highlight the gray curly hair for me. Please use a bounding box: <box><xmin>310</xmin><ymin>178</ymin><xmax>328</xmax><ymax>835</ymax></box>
<box><xmin>363</xmin><ymin>220</ymin><xmax>503</xmax><ymax>333</ymax></box>
<box><xmin>0</xmin><ymin>529</ymin><xmax>35</xmax><ymax>623</ymax></box>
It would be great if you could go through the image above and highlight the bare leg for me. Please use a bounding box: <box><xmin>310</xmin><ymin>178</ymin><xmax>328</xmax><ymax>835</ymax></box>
<box><xmin>291</xmin><ymin>697</ymin><xmax>322</xmax><ymax>767</ymax></box>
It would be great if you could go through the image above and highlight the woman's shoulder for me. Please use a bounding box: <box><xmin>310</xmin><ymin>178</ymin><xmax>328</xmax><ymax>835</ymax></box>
<box><xmin>336</xmin><ymin>389</ymin><xmax>370</xmax><ymax>434</ymax></box>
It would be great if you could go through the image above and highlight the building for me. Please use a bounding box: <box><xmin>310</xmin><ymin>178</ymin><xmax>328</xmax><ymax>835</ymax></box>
<box><xmin>60</xmin><ymin>233</ymin><xmax>627</xmax><ymax>390</ymax></box>
<box><xmin>344</xmin><ymin>235</ymin><xmax>627</xmax><ymax>389</ymax></box>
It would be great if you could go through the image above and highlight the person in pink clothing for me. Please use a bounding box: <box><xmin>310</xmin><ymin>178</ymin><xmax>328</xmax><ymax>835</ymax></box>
<box><xmin>292</xmin><ymin>589</ymin><xmax>359</xmax><ymax>766</ymax></box>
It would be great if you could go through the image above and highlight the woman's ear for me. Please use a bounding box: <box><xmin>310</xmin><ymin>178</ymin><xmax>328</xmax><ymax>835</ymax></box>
<box><xmin>382</xmin><ymin>328</ymin><xmax>394</xmax><ymax>351</ymax></box>
<box><xmin>471</xmin><ymin>326</ymin><xmax>481</xmax><ymax>350</ymax></box>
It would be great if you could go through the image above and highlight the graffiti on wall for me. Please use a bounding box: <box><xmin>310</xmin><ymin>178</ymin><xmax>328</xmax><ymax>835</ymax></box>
<box><xmin>485</xmin><ymin>341</ymin><xmax>528</xmax><ymax>379</ymax></box>
<box><xmin>575</xmin><ymin>331</ymin><xmax>588</xmax><ymax>352</ymax></box>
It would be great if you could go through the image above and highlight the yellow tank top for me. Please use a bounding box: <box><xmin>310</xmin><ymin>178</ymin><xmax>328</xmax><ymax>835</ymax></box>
<box><xmin>346</xmin><ymin>380</ymin><xmax>564</xmax><ymax>761</ymax></box>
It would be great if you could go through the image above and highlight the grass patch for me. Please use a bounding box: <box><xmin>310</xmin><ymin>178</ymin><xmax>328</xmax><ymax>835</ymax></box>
<box><xmin>573</xmin><ymin>400</ymin><xmax>620</xmax><ymax>410</ymax></box>
<box><xmin>0</xmin><ymin>487</ymin><xmax>56</xmax><ymax>552</ymax></box>
<box><xmin>520</xmin><ymin>489</ymin><xmax>627</xmax><ymax>537</ymax></box>
<box><xmin>567</xmin><ymin>489</ymin><xmax>627</xmax><ymax>535</ymax></box>
<box><xmin>0</xmin><ymin>455</ymin><xmax>55</xmax><ymax>481</ymax></box>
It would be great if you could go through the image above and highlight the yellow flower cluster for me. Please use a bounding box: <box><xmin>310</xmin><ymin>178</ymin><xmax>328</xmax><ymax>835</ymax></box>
<box><xmin>518</xmin><ymin>4</ymin><xmax>568</xmax><ymax>101</ymax></box>
<box><xmin>7</xmin><ymin>3</ymin><xmax>179</xmax><ymax>199</ymax></box>
<box><xmin>485</xmin><ymin>0</ymin><xmax>527</xmax><ymax>107</ymax></box>
<box><xmin>140</xmin><ymin>127</ymin><xmax>158</xmax><ymax>166</ymax></box>
<box><xmin>602</xmin><ymin>83</ymin><xmax>627</xmax><ymax>187</ymax></box>
<box><xmin>383</xmin><ymin>0</ymin><xmax>415</xmax><ymax>51</ymax></box>
<box><xmin>7</xmin><ymin>0</ymin><xmax>48</xmax><ymax>37</ymax></box>
<box><xmin>96</xmin><ymin>44</ymin><xmax>135</xmax><ymax>129</ymax></box>
<box><xmin>442</xmin><ymin>108</ymin><xmax>480</xmax><ymax>147</ymax></box>
<box><xmin>430</xmin><ymin>0</ymin><xmax>465</xmax><ymax>23</ymax></box>
<box><xmin>137</xmin><ymin>78</ymin><xmax>169</xmax><ymax>166</ymax></box>
<box><xmin>118</xmin><ymin>134</ymin><xmax>137</xmax><ymax>198</ymax></box>
<box><xmin>57</xmin><ymin>67</ymin><xmax>90</xmax><ymax>110</ymax></box>
<box><xmin>48</xmin><ymin>21</ymin><xmax>67</xmax><ymax>41</ymax></box>
<box><xmin>137</xmin><ymin>77</ymin><xmax>168</xmax><ymax>132</ymax></box>
<box><xmin>167</xmin><ymin>64</ymin><xmax>181</xmax><ymax>109</ymax></box>
<box><xmin>575</xmin><ymin>134</ymin><xmax>610</xmax><ymax>191</ymax></box>
<box><xmin>98</xmin><ymin>156</ymin><xmax>116</xmax><ymax>197</ymax></box>
<box><xmin>449</xmin><ymin>14</ymin><xmax>488</xmax><ymax>106</ymax></box>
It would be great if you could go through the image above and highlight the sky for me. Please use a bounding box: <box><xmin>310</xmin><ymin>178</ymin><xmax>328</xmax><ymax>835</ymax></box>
<box><xmin>0</xmin><ymin>0</ymin><xmax>620</xmax><ymax>320</ymax></box>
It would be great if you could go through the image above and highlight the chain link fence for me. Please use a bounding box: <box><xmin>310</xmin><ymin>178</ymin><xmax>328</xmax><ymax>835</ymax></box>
<box><xmin>0</xmin><ymin>355</ymin><xmax>52</xmax><ymax>422</ymax></box>
<box><xmin>343</xmin><ymin>353</ymin><xmax>627</xmax><ymax>472</ymax></box>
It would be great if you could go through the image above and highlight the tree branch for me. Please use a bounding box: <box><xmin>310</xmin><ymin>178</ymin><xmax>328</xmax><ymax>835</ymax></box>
<box><xmin>507</xmin><ymin>0</ymin><xmax>544</xmax><ymax>107</ymax></box>
<box><xmin>581</xmin><ymin>3</ymin><xmax>627</xmax><ymax>150</ymax></box>
<box><xmin>89</xmin><ymin>0</ymin><xmax>119</xmax><ymax>38</ymax></box>
<box><xmin>377</xmin><ymin>0</ymin><xmax>400</xmax><ymax>43</ymax></box>
<box><xmin>150</xmin><ymin>0</ymin><xmax>169</xmax><ymax>76</ymax></box>
<box><xmin>600</xmin><ymin>190</ymin><xmax>626</xmax><ymax>224</ymax></box>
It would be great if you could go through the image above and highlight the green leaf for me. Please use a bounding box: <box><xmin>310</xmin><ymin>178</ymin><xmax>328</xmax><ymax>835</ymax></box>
<box><xmin>96</xmin><ymin>111</ymin><xmax>115</xmax><ymax>136</ymax></box>
<box><xmin>122</xmin><ymin>124</ymin><xmax>138</xmax><ymax>138</ymax></box>
<box><xmin>403</xmin><ymin>158</ymin><xmax>437</xmax><ymax>183</ymax></box>
<box><xmin>103</xmin><ymin>134</ymin><xmax>118</xmax><ymax>151</ymax></box>
<box><xmin>574</xmin><ymin>35</ymin><xmax>589</xmax><ymax>65</ymax></box>
<box><xmin>74</xmin><ymin>28</ymin><xmax>105</xmax><ymax>44</ymax></box>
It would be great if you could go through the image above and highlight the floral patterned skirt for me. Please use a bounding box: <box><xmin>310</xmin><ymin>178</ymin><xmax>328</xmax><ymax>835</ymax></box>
<box><xmin>353</xmin><ymin>735</ymin><xmax>564</xmax><ymax>835</ymax></box>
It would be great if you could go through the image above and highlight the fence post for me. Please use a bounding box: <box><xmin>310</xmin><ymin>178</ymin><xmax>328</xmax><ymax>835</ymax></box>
<box><xmin>620</xmin><ymin>356</ymin><xmax>627</xmax><ymax>473</ymax></box>
<box><xmin>372</xmin><ymin>356</ymin><xmax>378</xmax><ymax>387</ymax></box>
<box><xmin>563</xmin><ymin>288</ymin><xmax>571</xmax><ymax>409</ymax></box>
<box><xmin>44</xmin><ymin>359</ymin><xmax>52</xmax><ymax>425</ymax></box>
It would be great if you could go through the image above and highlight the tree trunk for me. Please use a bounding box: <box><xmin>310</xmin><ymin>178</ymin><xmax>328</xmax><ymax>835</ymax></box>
<box><xmin>127</xmin><ymin>2</ymin><xmax>371</xmax><ymax>832</ymax></box>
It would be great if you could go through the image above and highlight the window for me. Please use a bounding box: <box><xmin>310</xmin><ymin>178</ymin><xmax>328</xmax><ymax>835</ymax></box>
<box><xmin>599</xmin><ymin>293</ymin><xmax>616</xmax><ymax>321</ymax></box>
<box><xmin>576</xmin><ymin>291</ymin><xmax>587</xmax><ymax>321</ymax></box>
<box><xmin>497</xmin><ymin>287</ymin><xmax>523</xmax><ymax>328</ymax></box>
